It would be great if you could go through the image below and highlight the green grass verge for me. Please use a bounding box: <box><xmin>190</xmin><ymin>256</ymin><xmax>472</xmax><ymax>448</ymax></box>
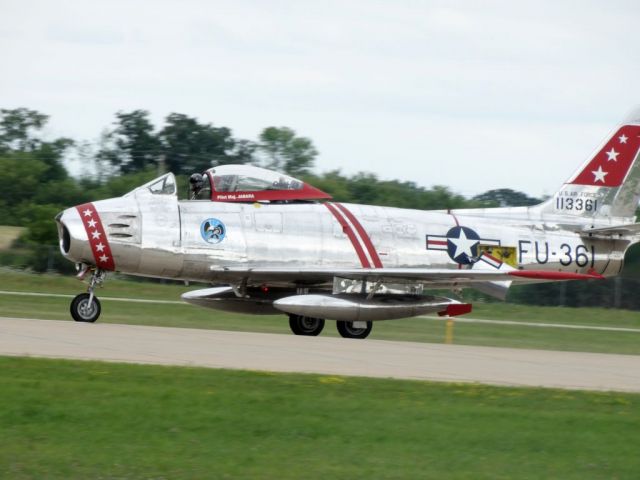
<box><xmin>1</xmin><ymin>356</ymin><xmax>639</xmax><ymax>479</ymax></box>
<box><xmin>0</xmin><ymin>267</ymin><xmax>197</xmax><ymax>300</ymax></box>
<box><xmin>0</xmin><ymin>226</ymin><xmax>24</xmax><ymax>250</ymax></box>
<box><xmin>2</xmin><ymin>269</ymin><xmax>640</xmax><ymax>354</ymax></box>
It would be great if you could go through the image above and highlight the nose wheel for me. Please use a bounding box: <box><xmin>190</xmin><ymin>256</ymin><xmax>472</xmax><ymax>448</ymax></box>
<box><xmin>70</xmin><ymin>293</ymin><xmax>101</xmax><ymax>322</ymax></box>
<box><xmin>70</xmin><ymin>267</ymin><xmax>105</xmax><ymax>323</ymax></box>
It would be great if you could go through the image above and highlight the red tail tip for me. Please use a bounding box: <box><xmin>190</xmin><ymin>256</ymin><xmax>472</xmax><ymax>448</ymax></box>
<box><xmin>569</xmin><ymin>125</ymin><xmax>640</xmax><ymax>187</ymax></box>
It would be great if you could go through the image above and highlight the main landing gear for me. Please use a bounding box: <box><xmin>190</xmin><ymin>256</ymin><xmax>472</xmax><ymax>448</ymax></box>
<box><xmin>288</xmin><ymin>314</ymin><xmax>373</xmax><ymax>339</ymax></box>
<box><xmin>288</xmin><ymin>314</ymin><xmax>325</xmax><ymax>336</ymax></box>
<box><xmin>70</xmin><ymin>267</ymin><xmax>105</xmax><ymax>323</ymax></box>
<box><xmin>336</xmin><ymin>320</ymin><xmax>372</xmax><ymax>339</ymax></box>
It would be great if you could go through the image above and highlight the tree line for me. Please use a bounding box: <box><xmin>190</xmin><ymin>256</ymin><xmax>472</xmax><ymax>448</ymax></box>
<box><xmin>95</xmin><ymin>110</ymin><xmax>318</xmax><ymax>177</ymax></box>
<box><xmin>1</xmin><ymin>107</ymin><xmax>637</xmax><ymax>309</ymax></box>
<box><xmin>1</xmin><ymin>106</ymin><xmax>519</xmax><ymax>231</ymax></box>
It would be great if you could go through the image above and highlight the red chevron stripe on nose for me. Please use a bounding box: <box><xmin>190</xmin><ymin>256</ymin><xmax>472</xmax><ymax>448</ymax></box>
<box><xmin>75</xmin><ymin>203</ymin><xmax>115</xmax><ymax>271</ymax></box>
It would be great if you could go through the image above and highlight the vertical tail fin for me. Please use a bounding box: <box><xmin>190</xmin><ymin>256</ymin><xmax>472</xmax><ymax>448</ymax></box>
<box><xmin>540</xmin><ymin>109</ymin><xmax>640</xmax><ymax>223</ymax></box>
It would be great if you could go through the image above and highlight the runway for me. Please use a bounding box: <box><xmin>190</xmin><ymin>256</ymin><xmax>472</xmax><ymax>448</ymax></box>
<box><xmin>1</xmin><ymin>316</ymin><xmax>640</xmax><ymax>392</ymax></box>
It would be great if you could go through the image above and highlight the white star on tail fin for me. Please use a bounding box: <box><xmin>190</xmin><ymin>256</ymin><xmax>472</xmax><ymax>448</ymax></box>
<box><xmin>592</xmin><ymin>166</ymin><xmax>608</xmax><ymax>183</ymax></box>
<box><xmin>536</xmin><ymin>109</ymin><xmax>640</xmax><ymax>220</ymax></box>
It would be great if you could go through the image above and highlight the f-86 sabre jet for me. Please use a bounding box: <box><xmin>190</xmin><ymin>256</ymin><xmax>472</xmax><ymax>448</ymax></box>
<box><xmin>56</xmin><ymin>110</ymin><xmax>640</xmax><ymax>339</ymax></box>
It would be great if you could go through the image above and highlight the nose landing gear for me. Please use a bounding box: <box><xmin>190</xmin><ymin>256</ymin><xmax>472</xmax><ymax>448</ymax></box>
<box><xmin>70</xmin><ymin>267</ymin><xmax>106</xmax><ymax>323</ymax></box>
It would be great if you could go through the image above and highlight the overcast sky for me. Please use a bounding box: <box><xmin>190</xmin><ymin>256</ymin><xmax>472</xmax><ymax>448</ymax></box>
<box><xmin>1</xmin><ymin>0</ymin><xmax>639</xmax><ymax>197</ymax></box>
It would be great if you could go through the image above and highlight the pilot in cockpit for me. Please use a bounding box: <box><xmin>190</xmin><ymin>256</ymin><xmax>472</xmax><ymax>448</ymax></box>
<box><xmin>189</xmin><ymin>173</ymin><xmax>211</xmax><ymax>200</ymax></box>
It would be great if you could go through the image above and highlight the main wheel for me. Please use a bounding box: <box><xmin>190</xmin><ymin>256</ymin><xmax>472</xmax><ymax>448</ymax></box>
<box><xmin>289</xmin><ymin>314</ymin><xmax>325</xmax><ymax>336</ymax></box>
<box><xmin>336</xmin><ymin>320</ymin><xmax>372</xmax><ymax>339</ymax></box>
<box><xmin>70</xmin><ymin>293</ymin><xmax>101</xmax><ymax>323</ymax></box>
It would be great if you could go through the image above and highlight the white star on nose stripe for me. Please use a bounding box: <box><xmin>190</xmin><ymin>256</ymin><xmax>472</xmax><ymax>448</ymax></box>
<box><xmin>83</xmin><ymin>209</ymin><xmax>93</xmax><ymax>217</ymax></box>
<box><xmin>95</xmin><ymin>243</ymin><xmax>105</xmax><ymax>252</ymax></box>
<box><xmin>91</xmin><ymin>230</ymin><xmax>102</xmax><ymax>240</ymax></box>
<box><xmin>605</xmin><ymin>148</ymin><xmax>619</xmax><ymax>161</ymax></box>
<box><xmin>449</xmin><ymin>229</ymin><xmax>479</xmax><ymax>259</ymax></box>
<box><xmin>87</xmin><ymin>219</ymin><xmax>97</xmax><ymax>228</ymax></box>
<box><xmin>99</xmin><ymin>255</ymin><xmax>109</xmax><ymax>263</ymax></box>
<box><xmin>619</xmin><ymin>134</ymin><xmax>628</xmax><ymax>144</ymax></box>
<box><xmin>592</xmin><ymin>166</ymin><xmax>608</xmax><ymax>183</ymax></box>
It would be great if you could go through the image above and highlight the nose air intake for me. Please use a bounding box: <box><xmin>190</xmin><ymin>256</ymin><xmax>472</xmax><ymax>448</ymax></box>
<box><xmin>55</xmin><ymin>211</ymin><xmax>72</xmax><ymax>254</ymax></box>
<box><xmin>60</xmin><ymin>224</ymin><xmax>71</xmax><ymax>254</ymax></box>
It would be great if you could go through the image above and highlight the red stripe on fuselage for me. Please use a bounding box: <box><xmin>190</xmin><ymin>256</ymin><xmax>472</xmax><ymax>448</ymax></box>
<box><xmin>334</xmin><ymin>203</ymin><xmax>383</xmax><ymax>268</ymax></box>
<box><xmin>324</xmin><ymin>203</ymin><xmax>371</xmax><ymax>268</ymax></box>
<box><xmin>448</xmin><ymin>210</ymin><xmax>460</xmax><ymax>227</ymax></box>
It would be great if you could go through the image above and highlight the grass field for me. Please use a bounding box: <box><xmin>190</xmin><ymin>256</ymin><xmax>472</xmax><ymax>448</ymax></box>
<box><xmin>0</xmin><ymin>226</ymin><xmax>24</xmax><ymax>250</ymax></box>
<box><xmin>2</xmin><ymin>268</ymin><xmax>640</xmax><ymax>354</ymax></box>
<box><xmin>1</xmin><ymin>356</ymin><xmax>639</xmax><ymax>479</ymax></box>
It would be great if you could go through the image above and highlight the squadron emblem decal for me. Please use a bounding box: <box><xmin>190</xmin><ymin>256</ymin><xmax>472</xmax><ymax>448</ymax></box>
<box><xmin>200</xmin><ymin>218</ymin><xmax>226</xmax><ymax>244</ymax></box>
<box><xmin>426</xmin><ymin>226</ymin><xmax>500</xmax><ymax>265</ymax></box>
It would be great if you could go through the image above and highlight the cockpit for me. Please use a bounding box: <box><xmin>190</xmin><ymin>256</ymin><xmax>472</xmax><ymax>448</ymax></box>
<box><xmin>193</xmin><ymin>164</ymin><xmax>331</xmax><ymax>203</ymax></box>
<box><xmin>128</xmin><ymin>165</ymin><xmax>332</xmax><ymax>203</ymax></box>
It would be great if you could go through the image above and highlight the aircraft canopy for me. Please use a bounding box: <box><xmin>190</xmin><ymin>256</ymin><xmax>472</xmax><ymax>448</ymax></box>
<box><xmin>125</xmin><ymin>172</ymin><xmax>177</xmax><ymax>197</ymax></box>
<box><xmin>204</xmin><ymin>164</ymin><xmax>331</xmax><ymax>202</ymax></box>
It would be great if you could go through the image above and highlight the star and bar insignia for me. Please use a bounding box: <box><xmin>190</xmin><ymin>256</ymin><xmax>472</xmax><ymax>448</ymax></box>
<box><xmin>427</xmin><ymin>226</ymin><xmax>500</xmax><ymax>265</ymax></box>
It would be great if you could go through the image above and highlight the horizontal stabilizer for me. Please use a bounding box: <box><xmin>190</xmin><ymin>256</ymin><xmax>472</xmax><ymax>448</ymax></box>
<box><xmin>579</xmin><ymin>223</ymin><xmax>640</xmax><ymax>237</ymax></box>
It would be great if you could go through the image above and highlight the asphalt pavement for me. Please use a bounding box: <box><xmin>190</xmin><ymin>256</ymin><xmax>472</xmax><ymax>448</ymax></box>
<box><xmin>1</xmin><ymin>316</ymin><xmax>639</xmax><ymax>392</ymax></box>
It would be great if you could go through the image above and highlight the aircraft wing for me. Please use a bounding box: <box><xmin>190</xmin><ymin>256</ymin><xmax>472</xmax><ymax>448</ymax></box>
<box><xmin>211</xmin><ymin>265</ymin><xmax>604</xmax><ymax>284</ymax></box>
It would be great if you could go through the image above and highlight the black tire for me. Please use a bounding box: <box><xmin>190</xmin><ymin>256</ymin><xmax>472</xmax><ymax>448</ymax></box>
<box><xmin>336</xmin><ymin>320</ymin><xmax>372</xmax><ymax>339</ymax></box>
<box><xmin>289</xmin><ymin>314</ymin><xmax>325</xmax><ymax>336</ymax></box>
<box><xmin>70</xmin><ymin>293</ymin><xmax>101</xmax><ymax>323</ymax></box>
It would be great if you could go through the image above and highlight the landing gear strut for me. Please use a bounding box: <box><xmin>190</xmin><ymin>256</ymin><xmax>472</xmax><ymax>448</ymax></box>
<box><xmin>336</xmin><ymin>320</ymin><xmax>372</xmax><ymax>339</ymax></box>
<box><xmin>289</xmin><ymin>314</ymin><xmax>325</xmax><ymax>336</ymax></box>
<box><xmin>70</xmin><ymin>268</ymin><xmax>105</xmax><ymax>323</ymax></box>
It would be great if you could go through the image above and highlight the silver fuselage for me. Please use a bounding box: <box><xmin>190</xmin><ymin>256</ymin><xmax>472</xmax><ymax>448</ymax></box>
<box><xmin>57</xmin><ymin>186</ymin><xmax>627</xmax><ymax>288</ymax></box>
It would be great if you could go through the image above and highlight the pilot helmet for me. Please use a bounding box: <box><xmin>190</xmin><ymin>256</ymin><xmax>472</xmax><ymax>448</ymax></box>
<box><xmin>189</xmin><ymin>173</ymin><xmax>204</xmax><ymax>190</ymax></box>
